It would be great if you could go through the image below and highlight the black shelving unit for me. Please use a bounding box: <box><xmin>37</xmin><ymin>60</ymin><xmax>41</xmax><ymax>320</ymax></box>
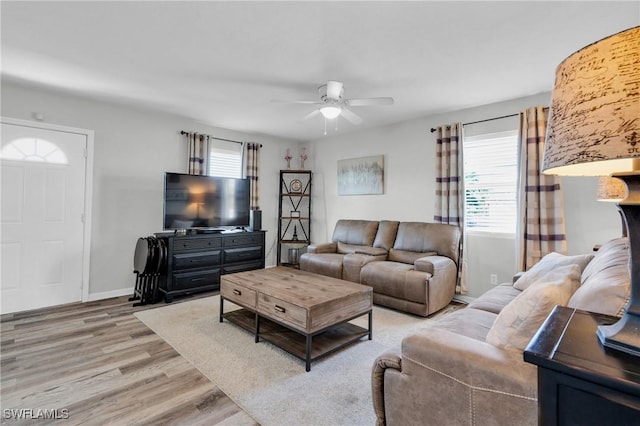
<box><xmin>277</xmin><ymin>170</ymin><xmax>312</xmax><ymax>267</ymax></box>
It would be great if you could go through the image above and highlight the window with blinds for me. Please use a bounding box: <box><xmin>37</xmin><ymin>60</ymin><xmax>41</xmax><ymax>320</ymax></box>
<box><xmin>463</xmin><ymin>130</ymin><xmax>518</xmax><ymax>234</ymax></box>
<box><xmin>208</xmin><ymin>139</ymin><xmax>243</xmax><ymax>178</ymax></box>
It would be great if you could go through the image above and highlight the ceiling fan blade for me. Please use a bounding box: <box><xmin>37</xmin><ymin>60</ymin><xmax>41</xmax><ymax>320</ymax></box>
<box><xmin>326</xmin><ymin>81</ymin><xmax>344</xmax><ymax>99</ymax></box>
<box><xmin>346</xmin><ymin>97</ymin><xmax>394</xmax><ymax>107</ymax></box>
<box><xmin>271</xmin><ymin>99</ymin><xmax>322</xmax><ymax>104</ymax></box>
<box><xmin>341</xmin><ymin>108</ymin><xmax>363</xmax><ymax>125</ymax></box>
<box><xmin>301</xmin><ymin>109</ymin><xmax>321</xmax><ymax>121</ymax></box>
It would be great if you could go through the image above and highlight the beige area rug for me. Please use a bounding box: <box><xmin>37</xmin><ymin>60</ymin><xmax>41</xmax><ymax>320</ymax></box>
<box><xmin>135</xmin><ymin>296</ymin><xmax>462</xmax><ymax>426</ymax></box>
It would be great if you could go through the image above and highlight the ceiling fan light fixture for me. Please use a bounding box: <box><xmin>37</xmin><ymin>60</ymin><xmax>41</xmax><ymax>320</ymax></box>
<box><xmin>320</xmin><ymin>106</ymin><xmax>341</xmax><ymax>119</ymax></box>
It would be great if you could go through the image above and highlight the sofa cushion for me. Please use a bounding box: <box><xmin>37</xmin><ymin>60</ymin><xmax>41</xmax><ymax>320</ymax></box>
<box><xmin>332</xmin><ymin>219</ymin><xmax>379</xmax><ymax>246</ymax></box>
<box><xmin>337</xmin><ymin>242</ymin><xmax>372</xmax><ymax>254</ymax></box>
<box><xmin>392</xmin><ymin>222</ymin><xmax>461</xmax><ymax>264</ymax></box>
<box><xmin>373</xmin><ymin>220</ymin><xmax>400</xmax><ymax>250</ymax></box>
<box><xmin>487</xmin><ymin>264</ymin><xmax>581</xmax><ymax>350</ymax></box>
<box><xmin>467</xmin><ymin>283</ymin><xmax>522</xmax><ymax>315</ymax></box>
<box><xmin>343</xmin><ymin>252</ymin><xmax>387</xmax><ymax>283</ymax></box>
<box><xmin>513</xmin><ymin>252</ymin><xmax>594</xmax><ymax>291</ymax></box>
<box><xmin>568</xmin><ymin>237</ymin><xmax>630</xmax><ymax>317</ymax></box>
<box><xmin>298</xmin><ymin>253</ymin><xmax>344</xmax><ymax>279</ymax></box>
<box><xmin>431</xmin><ymin>307</ymin><xmax>497</xmax><ymax>341</ymax></box>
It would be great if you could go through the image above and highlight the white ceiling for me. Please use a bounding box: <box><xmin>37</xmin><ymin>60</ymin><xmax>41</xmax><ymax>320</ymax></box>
<box><xmin>2</xmin><ymin>1</ymin><xmax>638</xmax><ymax>142</ymax></box>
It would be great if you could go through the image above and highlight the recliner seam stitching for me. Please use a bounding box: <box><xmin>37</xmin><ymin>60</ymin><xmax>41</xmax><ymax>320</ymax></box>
<box><xmin>403</xmin><ymin>355</ymin><xmax>538</xmax><ymax>401</ymax></box>
<box><xmin>469</xmin><ymin>386</ymin><xmax>475</xmax><ymax>426</ymax></box>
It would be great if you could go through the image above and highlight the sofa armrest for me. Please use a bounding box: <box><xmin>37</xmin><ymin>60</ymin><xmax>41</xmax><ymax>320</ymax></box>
<box><xmin>372</xmin><ymin>349</ymin><xmax>402</xmax><ymax>426</ymax></box>
<box><xmin>413</xmin><ymin>256</ymin><xmax>457</xmax><ymax>314</ymax></box>
<box><xmin>402</xmin><ymin>328</ymin><xmax>537</xmax><ymax>395</ymax></box>
<box><xmin>307</xmin><ymin>242</ymin><xmax>337</xmax><ymax>254</ymax></box>
<box><xmin>513</xmin><ymin>271</ymin><xmax>524</xmax><ymax>284</ymax></box>
<box><xmin>376</xmin><ymin>327</ymin><xmax>537</xmax><ymax>425</ymax></box>
<box><xmin>413</xmin><ymin>255</ymin><xmax>453</xmax><ymax>274</ymax></box>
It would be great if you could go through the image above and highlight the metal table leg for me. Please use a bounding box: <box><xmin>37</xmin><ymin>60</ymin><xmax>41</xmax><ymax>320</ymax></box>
<box><xmin>255</xmin><ymin>313</ymin><xmax>261</xmax><ymax>343</ymax></box>
<box><xmin>305</xmin><ymin>334</ymin><xmax>312</xmax><ymax>372</ymax></box>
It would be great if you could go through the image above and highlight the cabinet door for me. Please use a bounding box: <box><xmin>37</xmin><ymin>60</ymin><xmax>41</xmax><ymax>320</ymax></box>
<box><xmin>172</xmin><ymin>269</ymin><xmax>221</xmax><ymax>291</ymax></box>
<box><xmin>224</xmin><ymin>233</ymin><xmax>264</xmax><ymax>247</ymax></box>
<box><xmin>224</xmin><ymin>247</ymin><xmax>263</xmax><ymax>264</ymax></box>
<box><xmin>173</xmin><ymin>250</ymin><xmax>221</xmax><ymax>269</ymax></box>
<box><xmin>173</xmin><ymin>236</ymin><xmax>222</xmax><ymax>252</ymax></box>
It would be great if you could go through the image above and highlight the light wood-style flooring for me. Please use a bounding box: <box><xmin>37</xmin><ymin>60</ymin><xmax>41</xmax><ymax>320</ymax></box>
<box><xmin>1</xmin><ymin>294</ymin><xmax>258</xmax><ymax>425</ymax></box>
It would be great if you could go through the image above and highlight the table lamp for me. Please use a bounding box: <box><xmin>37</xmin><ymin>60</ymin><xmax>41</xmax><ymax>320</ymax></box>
<box><xmin>597</xmin><ymin>176</ymin><xmax>627</xmax><ymax>203</ymax></box>
<box><xmin>597</xmin><ymin>176</ymin><xmax>628</xmax><ymax>237</ymax></box>
<box><xmin>542</xmin><ymin>26</ymin><xmax>640</xmax><ymax>357</ymax></box>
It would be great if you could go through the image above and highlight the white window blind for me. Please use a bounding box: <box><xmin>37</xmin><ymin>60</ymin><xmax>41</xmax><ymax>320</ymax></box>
<box><xmin>208</xmin><ymin>139</ymin><xmax>243</xmax><ymax>178</ymax></box>
<box><xmin>463</xmin><ymin>130</ymin><xmax>518</xmax><ymax>234</ymax></box>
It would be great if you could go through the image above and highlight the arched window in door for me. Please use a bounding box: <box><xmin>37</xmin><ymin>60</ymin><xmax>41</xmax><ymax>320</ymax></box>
<box><xmin>0</xmin><ymin>138</ymin><xmax>68</xmax><ymax>164</ymax></box>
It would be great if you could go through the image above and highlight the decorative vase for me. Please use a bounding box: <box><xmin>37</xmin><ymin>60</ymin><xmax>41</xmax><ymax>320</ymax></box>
<box><xmin>288</xmin><ymin>247</ymin><xmax>300</xmax><ymax>266</ymax></box>
<box><xmin>300</xmin><ymin>147</ymin><xmax>308</xmax><ymax>170</ymax></box>
<box><xmin>284</xmin><ymin>148</ymin><xmax>292</xmax><ymax>169</ymax></box>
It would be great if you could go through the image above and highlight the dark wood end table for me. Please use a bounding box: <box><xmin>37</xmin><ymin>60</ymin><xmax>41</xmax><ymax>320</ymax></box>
<box><xmin>524</xmin><ymin>306</ymin><xmax>640</xmax><ymax>425</ymax></box>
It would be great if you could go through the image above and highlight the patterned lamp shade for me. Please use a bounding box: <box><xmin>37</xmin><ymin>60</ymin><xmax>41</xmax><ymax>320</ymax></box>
<box><xmin>542</xmin><ymin>26</ymin><xmax>640</xmax><ymax>357</ymax></box>
<box><xmin>597</xmin><ymin>176</ymin><xmax>627</xmax><ymax>202</ymax></box>
<box><xmin>542</xmin><ymin>26</ymin><xmax>640</xmax><ymax>176</ymax></box>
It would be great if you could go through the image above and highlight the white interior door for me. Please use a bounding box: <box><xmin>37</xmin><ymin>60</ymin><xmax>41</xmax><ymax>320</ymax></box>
<box><xmin>1</xmin><ymin>121</ymin><xmax>88</xmax><ymax>314</ymax></box>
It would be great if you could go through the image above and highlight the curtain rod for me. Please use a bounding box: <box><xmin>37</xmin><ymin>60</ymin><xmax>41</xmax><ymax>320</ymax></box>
<box><xmin>429</xmin><ymin>107</ymin><xmax>548</xmax><ymax>133</ymax></box>
<box><xmin>180</xmin><ymin>130</ymin><xmax>262</xmax><ymax>147</ymax></box>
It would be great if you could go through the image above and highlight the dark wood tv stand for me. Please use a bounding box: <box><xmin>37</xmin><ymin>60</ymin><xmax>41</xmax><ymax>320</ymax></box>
<box><xmin>156</xmin><ymin>230</ymin><xmax>265</xmax><ymax>303</ymax></box>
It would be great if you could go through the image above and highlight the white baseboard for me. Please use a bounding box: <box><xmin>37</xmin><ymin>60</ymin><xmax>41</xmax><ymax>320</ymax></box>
<box><xmin>87</xmin><ymin>287</ymin><xmax>133</xmax><ymax>302</ymax></box>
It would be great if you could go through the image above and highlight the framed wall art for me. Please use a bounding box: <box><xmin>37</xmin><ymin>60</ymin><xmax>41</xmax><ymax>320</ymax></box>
<box><xmin>337</xmin><ymin>155</ymin><xmax>384</xmax><ymax>195</ymax></box>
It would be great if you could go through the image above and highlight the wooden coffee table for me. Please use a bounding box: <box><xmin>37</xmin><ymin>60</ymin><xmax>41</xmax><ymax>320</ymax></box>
<box><xmin>220</xmin><ymin>267</ymin><xmax>373</xmax><ymax>371</ymax></box>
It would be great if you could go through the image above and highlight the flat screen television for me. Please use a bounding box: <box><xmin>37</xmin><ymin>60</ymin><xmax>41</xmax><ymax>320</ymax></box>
<box><xmin>163</xmin><ymin>172</ymin><xmax>250</xmax><ymax>230</ymax></box>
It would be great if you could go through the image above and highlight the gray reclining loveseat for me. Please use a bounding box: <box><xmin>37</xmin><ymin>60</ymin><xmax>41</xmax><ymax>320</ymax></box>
<box><xmin>299</xmin><ymin>219</ymin><xmax>461</xmax><ymax>316</ymax></box>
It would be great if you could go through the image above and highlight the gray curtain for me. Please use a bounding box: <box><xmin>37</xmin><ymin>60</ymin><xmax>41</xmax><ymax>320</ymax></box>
<box><xmin>516</xmin><ymin>106</ymin><xmax>567</xmax><ymax>270</ymax></box>
<box><xmin>434</xmin><ymin>124</ymin><xmax>464</xmax><ymax>225</ymax></box>
<box><xmin>185</xmin><ymin>132</ymin><xmax>209</xmax><ymax>175</ymax></box>
<box><xmin>433</xmin><ymin>123</ymin><xmax>466</xmax><ymax>293</ymax></box>
<box><xmin>244</xmin><ymin>142</ymin><xmax>261</xmax><ymax>210</ymax></box>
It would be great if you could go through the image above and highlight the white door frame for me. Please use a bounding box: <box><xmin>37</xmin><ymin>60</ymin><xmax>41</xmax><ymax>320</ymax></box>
<box><xmin>1</xmin><ymin>116</ymin><xmax>94</xmax><ymax>303</ymax></box>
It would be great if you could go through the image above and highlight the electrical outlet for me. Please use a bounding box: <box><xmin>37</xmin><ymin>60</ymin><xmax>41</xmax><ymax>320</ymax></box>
<box><xmin>490</xmin><ymin>274</ymin><xmax>498</xmax><ymax>285</ymax></box>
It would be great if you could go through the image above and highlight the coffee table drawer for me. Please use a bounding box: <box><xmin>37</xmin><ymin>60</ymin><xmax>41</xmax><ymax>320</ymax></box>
<box><xmin>221</xmin><ymin>282</ymin><xmax>257</xmax><ymax>309</ymax></box>
<box><xmin>258</xmin><ymin>293</ymin><xmax>307</xmax><ymax>330</ymax></box>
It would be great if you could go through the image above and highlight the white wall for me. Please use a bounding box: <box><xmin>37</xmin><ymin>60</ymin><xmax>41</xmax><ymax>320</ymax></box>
<box><xmin>1</xmin><ymin>82</ymin><xmax>301</xmax><ymax>297</ymax></box>
<box><xmin>309</xmin><ymin>92</ymin><xmax>622</xmax><ymax>298</ymax></box>
<box><xmin>3</xmin><ymin>82</ymin><xmax>622</xmax><ymax>300</ymax></box>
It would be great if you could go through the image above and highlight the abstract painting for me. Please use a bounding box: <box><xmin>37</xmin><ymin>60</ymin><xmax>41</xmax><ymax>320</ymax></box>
<box><xmin>337</xmin><ymin>155</ymin><xmax>384</xmax><ymax>195</ymax></box>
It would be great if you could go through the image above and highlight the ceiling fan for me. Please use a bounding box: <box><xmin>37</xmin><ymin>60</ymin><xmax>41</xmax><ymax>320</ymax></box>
<box><xmin>272</xmin><ymin>80</ymin><xmax>394</xmax><ymax>128</ymax></box>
